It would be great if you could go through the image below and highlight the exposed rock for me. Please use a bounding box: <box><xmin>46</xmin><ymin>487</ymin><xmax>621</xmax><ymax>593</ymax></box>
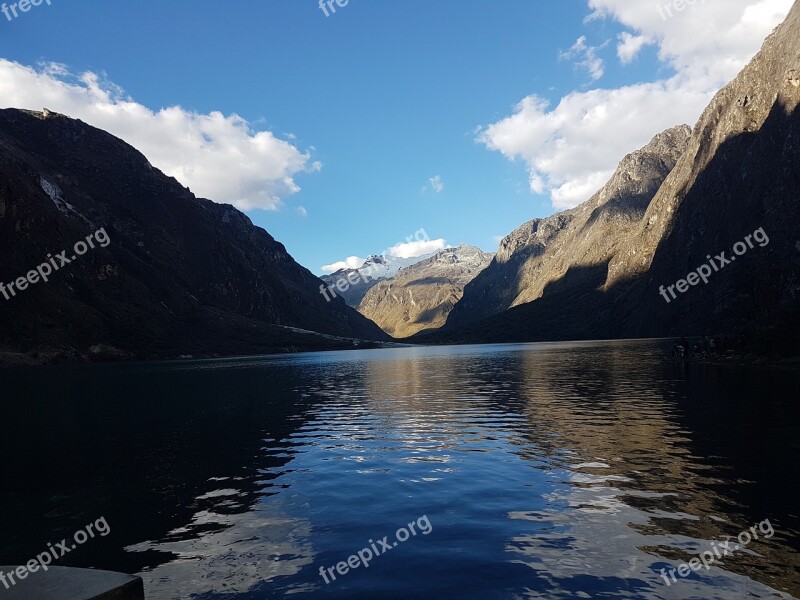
<box><xmin>320</xmin><ymin>252</ymin><xmax>435</xmax><ymax>306</ymax></box>
<box><xmin>445</xmin><ymin>125</ymin><xmax>691</xmax><ymax>330</ymax></box>
<box><xmin>359</xmin><ymin>245</ymin><xmax>494</xmax><ymax>338</ymax></box>
<box><xmin>608</xmin><ymin>2</ymin><xmax>800</xmax><ymax>289</ymax></box>
<box><xmin>436</xmin><ymin>1</ymin><xmax>800</xmax><ymax>349</ymax></box>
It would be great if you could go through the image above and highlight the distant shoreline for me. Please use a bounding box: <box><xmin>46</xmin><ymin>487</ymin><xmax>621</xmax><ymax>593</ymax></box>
<box><xmin>2</xmin><ymin>337</ymin><xmax>797</xmax><ymax>370</ymax></box>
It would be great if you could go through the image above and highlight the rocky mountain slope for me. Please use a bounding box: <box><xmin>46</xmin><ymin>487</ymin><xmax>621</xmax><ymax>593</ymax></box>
<box><xmin>358</xmin><ymin>245</ymin><xmax>494</xmax><ymax>338</ymax></box>
<box><xmin>437</xmin><ymin>1</ymin><xmax>800</xmax><ymax>348</ymax></box>
<box><xmin>445</xmin><ymin>125</ymin><xmax>692</xmax><ymax>330</ymax></box>
<box><xmin>320</xmin><ymin>252</ymin><xmax>434</xmax><ymax>306</ymax></box>
<box><xmin>0</xmin><ymin>109</ymin><xmax>387</xmax><ymax>363</ymax></box>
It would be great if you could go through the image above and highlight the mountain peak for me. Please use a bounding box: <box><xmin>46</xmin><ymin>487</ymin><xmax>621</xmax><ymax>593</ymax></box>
<box><xmin>439</xmin><ymin>1</ymin><xmax>800</xmax><ymax>346</ymax></box>
<box><xmin>446</xmin><ymin>122</ymin><xmax>693</xmax><ymax>329</ymax></box>
<box><xmin>358</xmin><ymin>245</ymin><xmax>494</xmax><ymax>338</ymax></box>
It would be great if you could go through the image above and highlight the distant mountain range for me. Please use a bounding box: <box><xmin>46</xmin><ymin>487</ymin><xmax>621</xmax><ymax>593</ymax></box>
<box><xmin>2</xmin><ymin>1</ymin><xmax>799</xmax><ymax>362</ymax></box>
<box><xmin>358</xmin><ymin>245</ymin><xmax>494</xmax><ymax>338</ymax></box>
<box><xmin>0</xmin><ymin>109</ymin><xmax>387</xmax><ymax>363</ymax></box>
<box><xmin>320</xmin><ymin>252</ymin><xmax>436</xmax><ymax>306</ymax></box>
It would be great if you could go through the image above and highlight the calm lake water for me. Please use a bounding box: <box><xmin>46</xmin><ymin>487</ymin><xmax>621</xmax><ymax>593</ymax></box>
<box><xmin>1</xmin><ymin>340</ymin><xmax>799</xmax><ymax>599</ymax></box>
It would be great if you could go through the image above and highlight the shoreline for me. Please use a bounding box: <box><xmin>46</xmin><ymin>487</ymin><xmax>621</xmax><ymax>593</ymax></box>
<box><xmin>3</xmin><ymin>339</ymin><xmax>797</xmax><ymax>370</ymax></box>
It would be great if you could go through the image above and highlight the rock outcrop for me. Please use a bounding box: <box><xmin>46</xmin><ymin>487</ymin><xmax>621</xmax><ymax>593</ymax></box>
<box><xmin>445</xmin><ymin>125</ymin><xmax>692</xmax><ymax>330</ymax></box>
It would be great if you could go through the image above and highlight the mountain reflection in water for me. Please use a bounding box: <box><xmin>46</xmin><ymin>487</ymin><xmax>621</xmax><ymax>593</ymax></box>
<box><xmin>0</xmin><ymin>340</ymin><xmax>798</xmax><ymax>599</ymax></box>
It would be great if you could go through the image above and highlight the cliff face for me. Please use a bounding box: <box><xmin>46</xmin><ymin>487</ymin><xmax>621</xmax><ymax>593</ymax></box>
<box><xmin>612</xmin><ymin>0</ymin><xmax>800</xmax><ymax>338</ymax></box>
<box><xmin>436</xmin><ymin>1</ymin><xmax>800</xmax><ymax>346</ymax></box>
<box><xmin>445</xmin><ymin>125</ymin><xmax>692</xmax><ymax>331</ymax></box>
<box><xmin>0</xmin><ymin>109</ymin><xmax>386</xmax><ymax>361</ymax></box>
<box><xmin>358</xmin><ymin>245</ymin><xmax>494</xmax><ymax>338</ymax></box>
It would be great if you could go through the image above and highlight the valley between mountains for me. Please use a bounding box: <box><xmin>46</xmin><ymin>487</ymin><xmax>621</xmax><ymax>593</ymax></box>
<box><xmin>1</xmin><ymin>1</ymin><xmax>799</xmax><ymax>363</ymax></box>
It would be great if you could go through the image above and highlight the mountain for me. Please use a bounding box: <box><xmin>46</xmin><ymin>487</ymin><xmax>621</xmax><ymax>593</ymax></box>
<box><xmin>0</xmin><ymin>109</ymin><xmax>387</xmax><ymax>363</ymax></box>
<box><xmin>436</xmin><ymin>1</ymin><xmax>800</xmax><ymax>350</ymax></box>
<box><xmin>320</xmin><ymin>252</ymin><xmax>435</xmax><ymax>306</ymax></box>
<box><xmin>444</xmin><ymin>125</ymin><xmax>692</xmax><ymax>330</ymax></box>
<box><xmin>358</xmin><ymin>245</ymin><xmax>494</xmax><ymax>338</ymax></box>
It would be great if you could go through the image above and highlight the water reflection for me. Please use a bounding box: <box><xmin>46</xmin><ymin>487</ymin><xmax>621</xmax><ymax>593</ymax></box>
<box><xmin>128</xmin><ymin>501</ymin><xmax>316</xmax><ymax>597</ymax></box>
<box><xmin>0</xmin><ymin>341</ymin><xmax>797</xmax><ymax>599</ymax></box>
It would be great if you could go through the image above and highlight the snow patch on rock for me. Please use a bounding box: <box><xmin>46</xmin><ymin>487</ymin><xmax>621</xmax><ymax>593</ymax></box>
<box><xmin>40</xmin><ymin>176</ymin><xmax>91</xmax><ymax>225</ymax></box>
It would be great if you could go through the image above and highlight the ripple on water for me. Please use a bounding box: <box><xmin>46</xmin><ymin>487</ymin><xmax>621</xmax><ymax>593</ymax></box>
<box><xmin>0</xmin><ymin>340</ymin><xmax>797</xmax><ymax>599</ymax></box>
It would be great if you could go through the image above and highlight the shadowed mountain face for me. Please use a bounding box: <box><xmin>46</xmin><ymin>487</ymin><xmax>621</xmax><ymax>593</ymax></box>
<box><xmin>358</xmin><ymin>245</ymin><xmax>494</xmax><ymax>338</ymax></box>
<box><xmin>443</xmin><ymin>125</ymin><xmax>692</xmax><ymax>331</ymax></box>
<box><xmin>435</xmin><ymin>1</ymin><xmax>800</xmax><ymax>348</ymax></box>
<box><xmin>0</xmin><ymin>109</ymin><xmax>386</xmax><ymax>362</ymax></box>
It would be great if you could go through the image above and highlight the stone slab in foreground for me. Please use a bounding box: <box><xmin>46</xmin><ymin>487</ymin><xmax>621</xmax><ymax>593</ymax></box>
<box><xmin>0</xmin><ymin>566</ymin><xmax>144</xmax><ymax>599</ymax></box>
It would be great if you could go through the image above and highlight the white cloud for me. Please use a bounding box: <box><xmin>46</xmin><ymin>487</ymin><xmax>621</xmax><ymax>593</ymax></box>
<box><xmin>429</xmin><ymin>175</ymin><xmax>444</xmax><ymax>193</ymax></box>
<box><xmin>0</xmin><ymin>60</ymin><xmax>317</xmax><ymax>211</ymax></box>
<box><xmin>321</xmin><ymin>256</ymin><xmax>367</xmax><ymax>274</ymax></box>
<box><xmin>321</xmin><ymin>233</ymin><xmax>447</xmax><ymax>274</ymax></box>
<box><xmin>296</xmin><ymin>206</ymin><xmax>308</xmax><ymax>217</ymax></box>
<box><xmin>480</xmin><ymin>0</ymin><xmax>793</xmax><ymax>210</ymax></box>
<box><xmin>559</xmin><ymin>36</ymin><xmax>606</xmax><ymax>82</ymax></box>
<box><xmin>616</xmin><ymin>32</ymin><xmax>652</xmax><ymax>64</ymax></box>
<box><xmin>387</xmin><ymin>238</ymin><xmax>447</xmax><ymax>259</ymax></box>
<box><xmin>479</xmin><ymin>82</ymin><xmax>712</xmax><ymax>208</ymax></box>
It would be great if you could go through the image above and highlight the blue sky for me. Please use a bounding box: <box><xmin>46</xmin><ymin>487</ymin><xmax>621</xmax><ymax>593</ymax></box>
<box><xmin>0</xmin><ymin>0</ymin><xmax>791</xmax><ymax>273</ymax></box>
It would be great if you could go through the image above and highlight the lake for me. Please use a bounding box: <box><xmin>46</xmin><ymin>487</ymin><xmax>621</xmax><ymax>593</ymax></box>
<box><xmin>1</xmin><ymin>340</ymin><xmax>798</xmax><ymax>599</ymax></box>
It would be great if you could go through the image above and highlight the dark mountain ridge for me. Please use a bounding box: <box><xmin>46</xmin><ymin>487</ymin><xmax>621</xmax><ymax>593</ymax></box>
<box><xmin>0</xmin><ymin>109</ymin><xmax>387</xmax><ymax>363</ymax></box>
